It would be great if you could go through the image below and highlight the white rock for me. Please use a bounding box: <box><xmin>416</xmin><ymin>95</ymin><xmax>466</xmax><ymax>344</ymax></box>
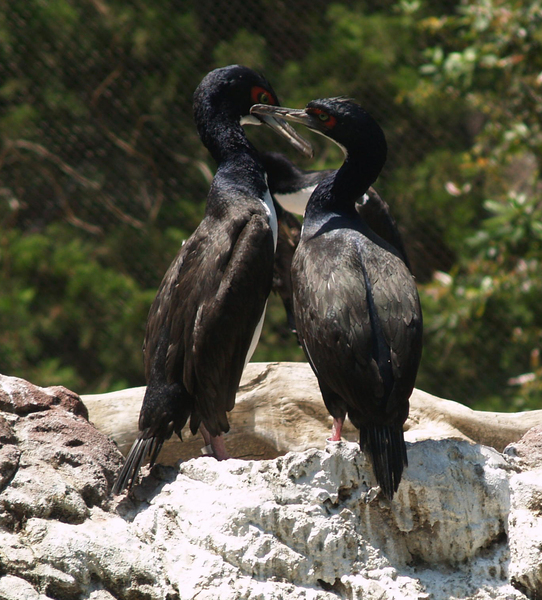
<box><xmin>1</xmin><ymin>367</ymin><xmax>540</xmax><ymax>599</ymax></box>
<box><xmin>0</xmin><ymin>575</ymin><xmax>50</xmax><ymax>600</ymax></box>
<box><xmin>111</xmin><ymin>441</ymin><xmax>522</xmax><ymax>600</ymax></box>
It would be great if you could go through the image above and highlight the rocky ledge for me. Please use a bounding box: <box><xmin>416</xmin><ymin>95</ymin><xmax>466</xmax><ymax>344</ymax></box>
<box><xmin>0</xmin><ymin>363</ymin><xmax>541</xmax><ymax>600</ymax></box>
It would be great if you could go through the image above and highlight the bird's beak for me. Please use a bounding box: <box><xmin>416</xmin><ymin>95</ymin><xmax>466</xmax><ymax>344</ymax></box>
<box><xmin>250</xmin><ymin>105</ymin><xmax>313</xmax><ymax>158</ymax></box>
<box><xmin>251</xmin><ymin>104</ymin><xmax>323</xmax><ymax>135</ymax></box>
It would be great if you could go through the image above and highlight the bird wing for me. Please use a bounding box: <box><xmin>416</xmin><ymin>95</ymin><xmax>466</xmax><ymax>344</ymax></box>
<box><xmin>144</xmin><ymin>208</ymin><xmax>275</xmax><ymax>435</ymax></box>
<box><xmin>356</xmin><ymin>237</ymin><xmax>423</xmax><ymax>417</ymax></box>
<box><xmin>357</xmin><ymin>187</ymin><xmax>412</xmax><ymax>271</ymax></box>
<box><xmin>293</xmin><ymin>234</ymin><xmax>377</xmax><ymax>404</ymax></box>
<box><xmin>293</xmin><ymin>231</ymin><xmax>422</xmax><ymax>424</ymax></box>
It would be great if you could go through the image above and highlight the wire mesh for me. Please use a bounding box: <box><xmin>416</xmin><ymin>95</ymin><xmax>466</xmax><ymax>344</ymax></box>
<box><xmin>0</xmin><ymin>0</ymin><xmax>539</xmax><ymax>411</ymax></box>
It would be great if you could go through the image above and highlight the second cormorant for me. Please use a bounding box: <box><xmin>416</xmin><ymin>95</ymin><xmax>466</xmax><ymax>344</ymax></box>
<box><xmin>251</xmin><ymin>98</ymin><xmax>423</xmax><ymax>499</ymax></box>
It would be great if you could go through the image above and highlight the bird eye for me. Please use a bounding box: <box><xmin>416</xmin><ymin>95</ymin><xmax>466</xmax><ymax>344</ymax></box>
<box><xmin>309</xmin><ymin>108</ymin><xmax>336</xmax><ymax>129</ymax></box>
<box><xmin>251</xmin><ymin>86</ymin><xmax>275</xmax><ymax>105</ymax></box>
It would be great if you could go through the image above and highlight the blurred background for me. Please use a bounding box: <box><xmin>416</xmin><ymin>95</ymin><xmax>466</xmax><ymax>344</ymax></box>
<box><xmin>0</xmin><ymin>0</ymin><xmax>541</xmax><ymax>411</ymax></box>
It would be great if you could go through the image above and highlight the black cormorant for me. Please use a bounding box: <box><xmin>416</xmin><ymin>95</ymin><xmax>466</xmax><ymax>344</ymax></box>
<box><xmin>251</xmin><ymin>99</ymin><xmax>423</xmax><ymax>499</ymax></box>
<box><xmin>112</xmin><ymin>65</ymin><xmax>312</xmax><ymax>494</ymax></box>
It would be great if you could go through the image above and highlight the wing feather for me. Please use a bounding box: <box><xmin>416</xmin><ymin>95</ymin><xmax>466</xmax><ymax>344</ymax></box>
<box><xmin>293</xmin><ymin>229</ymin><xmax>422</xmax><ymax>426</ymax></box>
<box><xmin>144</xmin><ymin>209</ymin><xmax>275</xmax><ymax>438</ymax></box>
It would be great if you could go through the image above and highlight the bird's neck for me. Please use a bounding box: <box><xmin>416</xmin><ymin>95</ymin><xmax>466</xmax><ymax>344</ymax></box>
<box><xmin>201</xmin><ymin>113</ymin><xmax>258</xmax><ymax>164</ymax></box>
<box><xmin>305</xmin><ymin>151</ymin><xmax>379</xmax><ymax>220</ymax></box>
<box><xmin>203</xmin><ymin>116</ymin><xmax>268</xmax><ymax>195</ymax></box>
<box><xmin>198</xmin><ymin>115</ymin><xmax>272</xmax><ymax>211</ymax></box>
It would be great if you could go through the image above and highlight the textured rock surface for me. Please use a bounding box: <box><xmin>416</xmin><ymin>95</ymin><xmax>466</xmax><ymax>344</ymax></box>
<box><xmin>107</xmin><ymin>440</ymin><xmax>524</xmax><ymax>600</ymax></box>
<box><xmin>0</xmin><ymin>374</ymin><xmax>123</xmax><ymax>599</ymax></box>
<box><xmin>505</xmin><ymin>426</ymin><xmax>542</xmax><ymax>599</ymax></box>
<box><xmin>1</xmin><ymin>369</ymin><xmax>541</xmax><ymax>600</ymax></box>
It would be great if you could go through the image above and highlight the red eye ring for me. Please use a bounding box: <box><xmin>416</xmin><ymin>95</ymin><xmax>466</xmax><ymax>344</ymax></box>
<box><xmin>309</xmin><ymin>108</ymin><xmax>337</xmax><ymax>129</ymax></box>
<box><xmin>251</xmin><ymin>86</ymin><xmax>276</xmax><ymax>106</ymax></box>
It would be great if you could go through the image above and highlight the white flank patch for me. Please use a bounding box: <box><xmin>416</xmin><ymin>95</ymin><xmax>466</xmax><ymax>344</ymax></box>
<box><xmin>240</xmin><ymin>114</ymin><xmax>262</xmax><ymax>126</ymax></box>
<box><xmin>359</xmin><ymin>192</ymin><xmax>370</xmax><ymax>206</ymax></box>
<box><xmin>261</xmin><ymin>188</ymin><xmax>278</xmax><ymax>250</ymax></box>
<box><xmin>245</xmin><ymin>301</ymin><xmax>267</xmax><ymax>367</ymax></box>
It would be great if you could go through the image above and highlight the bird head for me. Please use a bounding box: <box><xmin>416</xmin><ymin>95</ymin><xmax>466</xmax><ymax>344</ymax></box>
<box><xmin>193</xmin><ymin>65</ymin><xmax>312</xmax><ymax>157</ymax></box>
<box><xmin>251</xmin><ymin>97</ymin><xmax>387</xmax><ymax>177</ymax></box>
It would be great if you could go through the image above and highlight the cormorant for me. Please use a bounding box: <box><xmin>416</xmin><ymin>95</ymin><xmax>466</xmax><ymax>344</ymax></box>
<box><xmin>112</xmin><ymin>65</ymin><xmax>312</xmax><ymax>494</ymax></box>
<box><xmin>251</xmin><ymin>99</ymin><xmax>423</xmax><ymax>499</ymax></box>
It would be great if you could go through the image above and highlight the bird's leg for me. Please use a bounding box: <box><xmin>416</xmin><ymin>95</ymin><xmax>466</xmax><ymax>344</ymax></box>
<box><xmin>199</xmin><ymin>423</ymin><xmax>213</xmax><ymax>456</ymax></box>
<box><xmin>327</xmin><ymin>417</ymin><xmax>344</xmax><ymax>442</ymax></box>
<box><xmin>209</xmin><ymin>434</ymin><xmax>230</xmax><ymax>461</ymax></box>
<box><xmin>199</xmin><ymin>423</ymin><xmax>230</xmax><ymax>460</ymax></box>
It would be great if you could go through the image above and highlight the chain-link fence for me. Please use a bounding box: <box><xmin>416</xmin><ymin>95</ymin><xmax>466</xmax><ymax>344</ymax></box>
<box><xmin>1</xmin><ymin>0</ymin><xmax>540</xmax><ymax>411</ymax></box>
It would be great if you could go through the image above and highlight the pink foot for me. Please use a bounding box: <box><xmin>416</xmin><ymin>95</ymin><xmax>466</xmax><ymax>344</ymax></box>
<box><xmin>199</xmin><ymin>423</ymin><xmax>230</xmax><ymax>460</ymax></box>
<box><xmin>327</xmin><ymin>417</ymin><xmax>344</xmax><ymax>442</ymax></box>
<box><xmin>209</xmin><ymin>434</ymin><xmax>230</xmax><ymax>461</ymax></box>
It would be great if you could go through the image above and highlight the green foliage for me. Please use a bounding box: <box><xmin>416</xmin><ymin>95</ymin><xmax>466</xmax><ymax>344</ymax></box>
<box><xmin>412</xmin><ymin>0</ymin><xmax>542</xmax><ymax>408</ymax></box>
<box><xmin>0</xmin><ymin>0</ymin><xmax>540</xmax><ymax>411</ymax></box>
<box><xmin>213</xmin><ymin>30</ymin><xmax>268</xmax><ymax>69</ymax></box>
<box><xmin>0</xmin><ymin>222</ymin><xmax>155</xmax><ymax>392</ymax></box>
<box><xmin>419</xmin><ymin>191</ymin><xmax>542</xmax><ymax>410</ymax></box>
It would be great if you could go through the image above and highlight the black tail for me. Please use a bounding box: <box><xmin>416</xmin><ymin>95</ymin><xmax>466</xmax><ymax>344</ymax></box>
<box><xmin>111</xmin><ymin>376</ymin><xmax>191</xmax><ymax>495</ymax></box>
<box><xmin>359</xmin><ymin>425</ymin><xmax>407</xmax><ymax>500</ymax></box>
<box><xmin>111</xmin><ymin>433</ymin><xmax>166</xmax><ymax>495</ymax></box>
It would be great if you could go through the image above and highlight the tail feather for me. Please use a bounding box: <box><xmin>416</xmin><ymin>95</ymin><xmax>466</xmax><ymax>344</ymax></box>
<box><xmin>112</xmin><ymin>379</ymin><xmax>189</xmax><ymax>495</ymax></box>
<box><xmin>359</xmin><ymin>425</ymin><xmax>407</xmax><ymax>500</ymax></box>
<box><xmin>112</xmin><ymin>434</ymin><xmax>165</xmax><ymax>495</ymax></box>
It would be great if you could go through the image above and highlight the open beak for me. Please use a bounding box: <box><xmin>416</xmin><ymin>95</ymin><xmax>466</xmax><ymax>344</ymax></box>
<box><xmin>251</xmin><ymin>105</ymin><xmax>313</xmax><ymax>158</ymax></box>
<box><xmin>251</xmin><ymin>104</ymin><xmax>324</xmax><ymax>138</ymax></box>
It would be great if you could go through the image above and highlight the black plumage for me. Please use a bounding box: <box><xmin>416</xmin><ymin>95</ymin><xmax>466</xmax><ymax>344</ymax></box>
<box><xmin>252</xmin><ymin>99</ymin><xmax>423</xmax><ymax>499</ymax></box>
<box><xmin>112</xmin><ymin>65</ymin><xmax>311</xmax><ymax>494</ymax></box>
<box><xmin>270</xmin><ymin>200</ymin><xmax>302</xmax><ymax>334</ymax></box>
